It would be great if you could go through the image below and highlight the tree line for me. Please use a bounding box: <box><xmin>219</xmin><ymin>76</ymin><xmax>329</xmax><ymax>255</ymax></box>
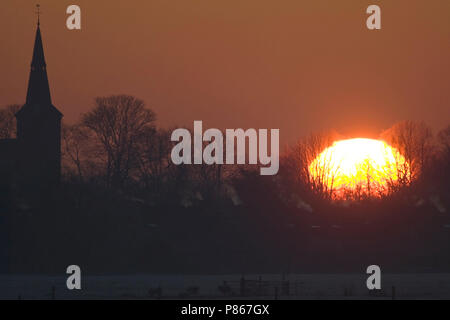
<box><xmin>1</xmin><ymin>95</ymin><xmax>449</xmax><ymax>206</ymax></box>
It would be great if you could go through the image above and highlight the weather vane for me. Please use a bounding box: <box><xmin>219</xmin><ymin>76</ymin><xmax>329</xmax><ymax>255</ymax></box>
<box><xmin>36</xmin><ymin>4</ymin><xmax>41</xmax><ymax>26</ymax></box>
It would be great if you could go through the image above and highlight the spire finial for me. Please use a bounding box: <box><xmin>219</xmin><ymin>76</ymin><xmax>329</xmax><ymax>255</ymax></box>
<box><xmin>36</xmin><ymin>4</ymin><xmax>41</xmax><ymax>26</ymax></box>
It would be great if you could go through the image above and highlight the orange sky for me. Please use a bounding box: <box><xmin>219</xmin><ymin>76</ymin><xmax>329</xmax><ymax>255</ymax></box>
<box><xmin>1</xmin><ymin>0</ymin><xmax>449</xmax><ymax>143</ymax></box>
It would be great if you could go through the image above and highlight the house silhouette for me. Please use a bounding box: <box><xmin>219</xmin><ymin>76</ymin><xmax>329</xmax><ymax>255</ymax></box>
<box><xmin>0</xmin><ymin>20</ymin><xmax>62</xmax><ymax>190</ymax></box>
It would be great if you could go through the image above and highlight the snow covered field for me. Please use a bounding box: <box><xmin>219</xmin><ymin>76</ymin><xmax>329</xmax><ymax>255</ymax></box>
<box><xmin>1</xmin><ymin>273</ymin><xmax>449</xmax><ymax>300</ymax></box>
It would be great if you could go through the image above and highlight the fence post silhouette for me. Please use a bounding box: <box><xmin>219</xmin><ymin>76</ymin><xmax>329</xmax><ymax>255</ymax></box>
<box><xmin>240</xmin><ymin>276</ymin><xmax>246</xmax><ymax>297</ymax></box>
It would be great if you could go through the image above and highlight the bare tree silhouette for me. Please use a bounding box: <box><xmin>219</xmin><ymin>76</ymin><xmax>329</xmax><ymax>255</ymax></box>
<box><xmin>0</xmin><ymin>104</ymin><xmax>20</xmax><ymax>139</ymax></box>
<box><xmin>62</xmin><ymin>123</ymin><xmax>102</xmax><ymax>182</ymax></box>
<box><xmin>282</xmin><ymin>131</ymin><xmax>339</xmax><ymax>200</ymax></box>
<box><xmin>381</xmin><ymin>120</ymin><xmax>433</xmax><ymax>184</ymax></box>
<box><xmin>81</xmin><ymin>95</ymin><xmax>156</xmax><ymax>188</ymax></box>
<box><xmin>136</xmin><ymin>128</ymin><xmax>172</xmax><ymax>194</ymax></box>
<box><xmin>438</xmin><ymin>125</ymin><xmax>450</xmax><ymax>156</ymax></box>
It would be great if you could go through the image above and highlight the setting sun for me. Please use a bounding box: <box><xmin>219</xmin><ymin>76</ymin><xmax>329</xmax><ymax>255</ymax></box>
<box><xmin>309</xmin><ymin>138</ymin><xmax>409</xmax><ymax>199</ymax></box>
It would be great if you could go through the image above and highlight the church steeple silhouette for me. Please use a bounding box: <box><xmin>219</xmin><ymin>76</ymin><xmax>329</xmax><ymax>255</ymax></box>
<box><xmin>15</xmin><ymin>13</ymin><xmax>63</xmax><ymax>187</ymax></box>
<box><xmin>25</xmin><ymin>23</ymin><xmax>52</xmax><ymax>105</ymax></box>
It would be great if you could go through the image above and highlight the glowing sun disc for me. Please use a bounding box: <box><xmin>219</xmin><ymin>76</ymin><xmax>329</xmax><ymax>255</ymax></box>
<box><xmin>308</xmin><ymin>138</ymin><xmax>408</xmax><ymax>198</ymax></box>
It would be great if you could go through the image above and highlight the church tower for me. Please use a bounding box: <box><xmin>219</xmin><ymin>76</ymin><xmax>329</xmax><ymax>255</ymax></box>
<box><xmin>15</xmin><ymin>17</ymin><xmax>63</xmax><ymax>187</ymax></box>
